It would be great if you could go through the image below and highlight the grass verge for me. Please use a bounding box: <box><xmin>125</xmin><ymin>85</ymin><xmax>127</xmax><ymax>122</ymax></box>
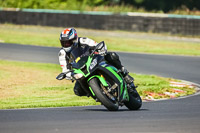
<box><xmin>0</xmin><ymin>60</ymin><xmax>196</xmax><ymax>109</ymax></box>
<box><xmin>0</xmin><ymin>24</ymin><xmax>200</xmax><ymax>56</ymax></box>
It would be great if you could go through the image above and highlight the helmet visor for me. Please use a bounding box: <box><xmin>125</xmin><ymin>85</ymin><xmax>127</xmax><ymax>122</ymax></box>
<box><xmin>61</xmin><ymin>40</ymin><xmax>73</xmax><ymax>48</ymax></box>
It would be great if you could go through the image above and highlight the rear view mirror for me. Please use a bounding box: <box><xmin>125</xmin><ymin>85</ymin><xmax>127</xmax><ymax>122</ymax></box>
<box><xmin>56</xmin><ymin>73</ymin><xmax>66</xmax><ymax>80</ymax></box>
<box><xmin>90</xmin><ymin>41</ymin><xmax>105</xmax><ymax>56</ymax></box>
<box><xmin>97</xmin><ymin>41</ymin><xmax>105</xmax><ymax>50</ymax></box>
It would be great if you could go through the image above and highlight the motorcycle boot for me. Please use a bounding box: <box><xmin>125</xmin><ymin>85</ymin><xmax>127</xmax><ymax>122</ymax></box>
<box><xmin>73</xmin><ymin>82</ymin><xmax>87</xmax><ymax>96</ymax></box>
<box><xmin>118</xmin><ymin>67</ymin><xmax>139</xmax><ymax>96</ymax></box>
<box><xmin>119</xmin><ymin>67</ymin><xmax>134</xmax><ymax>84</ymax></box>
<box><xmin>128</xmin><ymin>83</ymin><xmax>139</xmax><ymax>97</ymax></box>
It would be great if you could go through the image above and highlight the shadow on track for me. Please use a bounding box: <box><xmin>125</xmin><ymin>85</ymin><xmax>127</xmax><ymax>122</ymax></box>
<box><xmin>84</xmin><ymin>108</ymin><xmax>149</xmax><ymax>112</ymax></box>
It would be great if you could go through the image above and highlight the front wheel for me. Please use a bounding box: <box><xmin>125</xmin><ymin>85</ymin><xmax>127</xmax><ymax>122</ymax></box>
<box><xmin>124</xmin><ymin>90</ymin><xmax>142</xmax><ymax>110</ymax></box>
<box><xmin>88</xmin><ymin>78</ymin><xmax>119</xmax><ymax>111</ymax></box>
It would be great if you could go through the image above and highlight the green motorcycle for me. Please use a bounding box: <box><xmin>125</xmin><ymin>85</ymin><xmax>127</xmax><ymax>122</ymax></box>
<box><xmin>56</xmin><ymin>41</ymin><xmax>142</xmax><ymax>111</ymax></box>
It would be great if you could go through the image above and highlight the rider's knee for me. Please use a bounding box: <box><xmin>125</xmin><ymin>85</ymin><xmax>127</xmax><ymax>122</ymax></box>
<box><xmin>105</xmin><ymin>52</ymin><xmax>122</xmax><ymax>69</ymax></box>
<box><xmin>105</xmin><ymin>52</ymin><xmax>119</xmax><ymax>61</ymax></box>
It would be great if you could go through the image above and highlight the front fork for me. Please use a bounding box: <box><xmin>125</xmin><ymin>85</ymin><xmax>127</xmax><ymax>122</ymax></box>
<box><xmin>119</xmin><ymin>80</ymin><xmax>129</xmax><ymax>104</ymax></box>
<box><xmin>104</xmin><ymin>66</ymin><xmax>130</xmax><ymax>104</ymax></box>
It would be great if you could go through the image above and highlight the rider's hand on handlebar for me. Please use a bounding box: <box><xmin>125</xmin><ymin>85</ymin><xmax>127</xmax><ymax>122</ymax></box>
<box><xmin>97</xmin><ymin>48</ymin><xmax>107</xmax><ymax>55</ymax></box>
<box><xmin>65</xmin><ymin>72</ymin><xmax>72</xmax><ymax>80</ymax></box>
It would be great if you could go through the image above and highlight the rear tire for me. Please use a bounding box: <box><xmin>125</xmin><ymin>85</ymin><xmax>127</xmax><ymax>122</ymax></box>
<box><xmin>124</xmin><ymin>91</ymin><xmax>142</xmax><ymax>110</ymax></box>
<box><xmin>89</xmin><ymin>78</ymin><xmax>119</xmax><ymax>111</ymax></box>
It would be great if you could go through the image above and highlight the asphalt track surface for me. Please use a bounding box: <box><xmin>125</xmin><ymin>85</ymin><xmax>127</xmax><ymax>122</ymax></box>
<box><xmin>0</xmin><ymin>43</ymin><xmax>200</xmax><ymax>133</ymax></box>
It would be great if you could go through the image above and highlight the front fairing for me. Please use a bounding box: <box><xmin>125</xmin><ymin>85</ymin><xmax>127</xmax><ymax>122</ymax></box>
<box><xmin>72</xmin><ymin>54</ymin><xmax>104</xmax><ymax>77</ymax></box>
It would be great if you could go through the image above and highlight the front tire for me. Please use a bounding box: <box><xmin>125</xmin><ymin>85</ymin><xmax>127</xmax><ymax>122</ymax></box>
<box><xmin>88</xmin><ymin>78</ymin><xmax>119</xmax><ymax>111</ymax></box>
<box><xmin>124</xmin><ymin>90</ymin><xmax>142</xmax><ymax>110</ymax></box>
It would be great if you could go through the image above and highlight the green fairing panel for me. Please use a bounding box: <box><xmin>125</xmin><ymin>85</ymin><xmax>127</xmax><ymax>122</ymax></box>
<box><xmin>105</xmin><ymin>66</ymin><xmax>123</xmax><ymax>94</ymax></box>
<box><xmin>88</xmin><ymin>75</ymin><xmax>109</xmax><ymax>87</ymax></box>
<box><xmin>73</xmin><ymin>69</ymin><xmax>85</xmax><ymax>76</ymax></box>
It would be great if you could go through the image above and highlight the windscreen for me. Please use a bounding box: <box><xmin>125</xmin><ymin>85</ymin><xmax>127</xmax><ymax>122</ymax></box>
<box><xmin>70</xmin><ymin>46</ymin><xmax>90</xmax><ymax>69</ymax></box>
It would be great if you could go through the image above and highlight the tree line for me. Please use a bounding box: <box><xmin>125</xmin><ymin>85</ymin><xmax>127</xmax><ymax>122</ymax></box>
<box><xmin>1</xmin><ymin>0</ymin><xmax>199</xmax><ymax>13</ymax></box>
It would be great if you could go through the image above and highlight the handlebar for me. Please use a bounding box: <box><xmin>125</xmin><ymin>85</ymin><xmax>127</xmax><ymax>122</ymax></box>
<box><xmin>90</xmin><ymin>41</ymin><xmax>105</xmax><ymax>56</ymax></box>
<box><xmin>79</xmin><ymin>41</ymin><xmax>105</xmax><ymax>58</ymax></box>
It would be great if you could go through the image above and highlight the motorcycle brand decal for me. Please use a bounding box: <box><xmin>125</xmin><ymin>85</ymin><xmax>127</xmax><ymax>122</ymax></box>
<box><xmin>90</xmin><ymin>58</ymin><xmax>97</xmax><ymax>70</ymax></box>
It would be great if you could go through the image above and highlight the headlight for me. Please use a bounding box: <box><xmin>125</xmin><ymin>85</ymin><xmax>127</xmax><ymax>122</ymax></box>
<box><xmin>73</xmin><ymin>73</ymin><xmax>84</xmax><ymax>79</ymax></box>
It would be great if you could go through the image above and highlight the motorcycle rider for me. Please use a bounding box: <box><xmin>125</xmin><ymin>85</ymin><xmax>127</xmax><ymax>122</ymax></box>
<box><xmin>58</xmin><ymin>28</ymin><xmax>135</xmax><ymax>96</ymax></box>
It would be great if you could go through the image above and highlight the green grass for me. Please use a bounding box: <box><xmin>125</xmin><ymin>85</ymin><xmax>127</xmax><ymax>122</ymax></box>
<box><xmin>92</xmin><ymin>36</ymin><xmax>200</xmax><ymax>56</ymax></box>
<box><xmin>0</xmin><ymin>60</ymin><xmax>196</xmax><ymax>109</ymax></box>
<box><xmin>0</xmin><ymin>60</ymin><xmax>99</xmax><ymax>109</ymax></box>
<box><xmin>0</xmin><ymin>24</ymin><xmax>200</xmax><ymax>56</ymax></box>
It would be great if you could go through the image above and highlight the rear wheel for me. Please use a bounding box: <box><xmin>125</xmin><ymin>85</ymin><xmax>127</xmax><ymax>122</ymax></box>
<box><xmin>124</xmin><ymin>89</ymin><xmax>142</xmax><ymax>110</ymax></box>
<box><xmin>89</xmin><ymin>78</ymin><xmax>119</xmax><ymax>111</ymax></box>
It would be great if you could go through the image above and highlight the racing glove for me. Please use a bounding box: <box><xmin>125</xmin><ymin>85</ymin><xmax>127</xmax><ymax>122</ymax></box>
<box><xmin>65</xmin><ymin>71</ymin><xmax>72</xmax><ymax>80</ymax></box>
